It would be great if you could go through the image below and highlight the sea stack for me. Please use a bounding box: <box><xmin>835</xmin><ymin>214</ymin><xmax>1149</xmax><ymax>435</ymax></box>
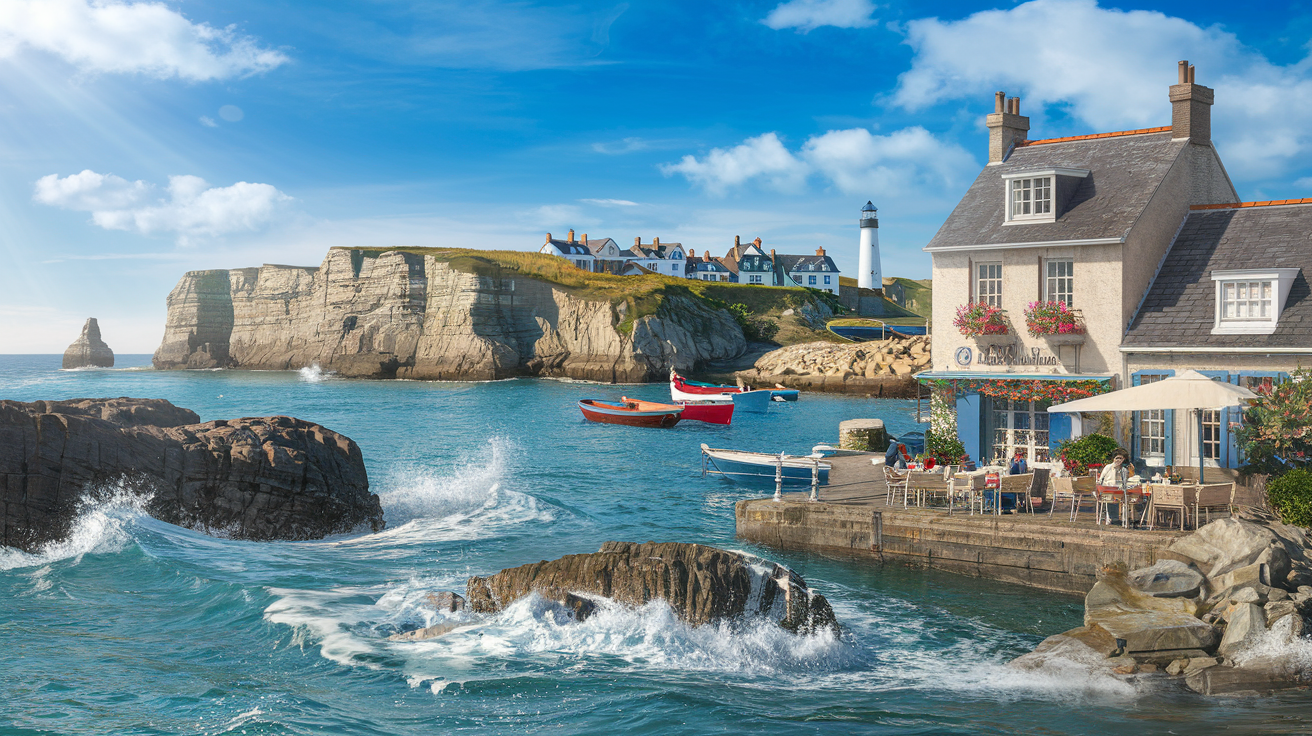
<box><xmin>62</xmin><ymin>318</ymin><xmax>114</xmax><ymax>369</ymax></box>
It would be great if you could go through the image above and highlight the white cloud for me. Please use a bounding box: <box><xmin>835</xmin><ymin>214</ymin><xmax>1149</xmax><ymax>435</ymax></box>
<box><xmin>35</xmin><ymin>170</ymin><xmax>292</xmax><ymax>242</ymax></box>
<box><xmin>662</xmin><ymin>127</ymin><xmax>975</xmax><ymax>197</ymax></box>
<box><xmin>219</xmin><ymin>104</ymin><xmax>244</xmax><ymax>122</ymax></box>
<box><xmin>580</xmin><ymin>198</ymin><xmax>639</xmax><ymax>207</ymax></box>
<box><xmin>199</xmin><ymin>115</ymin><xmax>217</xmax><ymax>127</ymax></box>
<box><xmin>660</xmin><ymin>133</ymin><xmax>810</xmax><ymax>195</ymax></box>
<box><xmin>892</xmin><ymin>0</ymin><xmax>1312</xmax><ymax>179</ymax></box>
<box><xmin>762</xmin><ymin>0</ymin><xmax>877</xmax><ymax>32</ymax></box>
<box><xmin>592</xmin><ymin>137</ymin><xmax>649</xmax><ymax>155</ymax></box>
<box><xmin>0</xmin><ymin>0</ymin><xmax>288</xmax><ymax>80</ymax></box>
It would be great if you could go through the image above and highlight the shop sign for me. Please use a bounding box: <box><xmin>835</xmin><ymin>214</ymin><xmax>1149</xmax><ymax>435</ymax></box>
<box><xmin>954</xmin><ymin>344</ymin><xmax>1059</xmax><ymax>367</ymax></box>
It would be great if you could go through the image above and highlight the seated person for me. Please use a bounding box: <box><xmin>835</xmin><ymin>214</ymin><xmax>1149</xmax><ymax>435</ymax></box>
<box><xmin>1008</xmin><ymin>449</ymin><xmax>1028</xmax><ymax>475</ymax></box>
<box><xmin>1097</xmin><ymin>449</ymin><xmax>1136</xmax><ymax>522</ymax></box>
<box><xmin>885</xmin><ymin>440</ymin><xmax>907</xmax><ymax>470</ymax></box>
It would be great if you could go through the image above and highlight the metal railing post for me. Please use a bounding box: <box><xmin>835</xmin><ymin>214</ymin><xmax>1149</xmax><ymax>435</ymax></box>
<box><xmin>809</xmin><ymin>459</ymin><xmax>819</xmax><ymax>502</ymax></box>
<box><xmin>773</xmin><ymin>452</ymin><xmax>784</xmax><ymax>502</ymax></box>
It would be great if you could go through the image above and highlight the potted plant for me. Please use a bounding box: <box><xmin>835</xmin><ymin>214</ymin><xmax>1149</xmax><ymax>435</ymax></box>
<box><xmin>953</xmin><ymin>302</ymin><xmax>1008</xmax><ymax>338</ymax></box>
<box><xmin>1024</xmin><ymin>301</ymin><xmax>1085</xmax><ymax>344</ymax></box>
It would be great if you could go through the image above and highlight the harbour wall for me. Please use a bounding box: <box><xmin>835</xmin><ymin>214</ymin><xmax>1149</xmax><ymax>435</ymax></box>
<box><xmin>735</xmin><ymin>499</ymin><xmax>1183</xmax><ymax>596</ymax></box>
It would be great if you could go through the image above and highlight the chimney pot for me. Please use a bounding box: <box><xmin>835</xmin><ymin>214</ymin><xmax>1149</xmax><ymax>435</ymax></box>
<box><xmin>568</xmin><ymin>229</ymin><xmax>575</xmax><ymax>243</ymax></box>
<box><xmin>1170</xmin><ymin>60</ymin><xmax>1213</xmax><ymax>144</ymax></box>
<box><xmin>986</xmin><ymin>90</ymin><xmax>1030</xmax><ymax>164</ymax></box>
<box><xmin>816</xmin><ymin>246</ymin><xmax>825</xmax><ymax>257</ymax></box>
<box><xmin>753</xmin><ymin>237</ymin><xmax>762</xmax><ymax>247</ymax></box>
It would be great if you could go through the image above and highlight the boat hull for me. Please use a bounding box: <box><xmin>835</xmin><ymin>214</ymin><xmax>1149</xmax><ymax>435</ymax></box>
<box><xmin>579</xmin><ymin>400</ymin><xmax>682</xmax><ymax>428</ymax></box>
<box><xmin>676</xmin><ymin>401</ymin><xmax>734</xmax><ymax>425</ymax></box>
<box><xmin>769</xmin><ymin>388</ymin><xmax>799</xmax><ymax>401</ymax></box>
<box><xmin>701</xmin><ymin>445</ymin><xmax>830</xmax><ymax>484</ymax></box>
<box><xmin>731</xmin><ymin>390</ymin><xmax>772</xmax><ymax>413</ymax></box>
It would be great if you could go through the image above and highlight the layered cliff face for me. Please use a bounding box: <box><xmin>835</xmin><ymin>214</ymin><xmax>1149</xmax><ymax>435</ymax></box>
<box><xmin>154</xmin><ymin>249</ymin><xmax>746</xmax><ymax>381</ymax></box>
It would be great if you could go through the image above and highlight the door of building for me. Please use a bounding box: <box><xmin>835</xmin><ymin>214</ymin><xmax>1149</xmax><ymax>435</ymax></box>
<box><xmin>988</xmin><ymin>398</ymin><xmax>1051</xmax><ymax>464</ymax></box>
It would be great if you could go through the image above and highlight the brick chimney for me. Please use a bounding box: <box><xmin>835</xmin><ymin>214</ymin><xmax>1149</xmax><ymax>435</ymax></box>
<box><xmin>545</xmin><ymin>233</ymin><xmax>552</xmax><ymax>245</ymax></box>
<box><xmin>581</xmin><ymin>234</ymin><xmax>588</xmax><ymax>246</ymax></box>
<box><xmin>816</xmin><ymin>246</ymin><xmax>826</xmax><ymax>256</ymax></box>
<box><xmin>986</xmin><ymin>91</ymin><xmax>1029</xmax><ymax>164</ymax></box>
<box><xmin>1170</xmin><ymin>60</ymin><xmax>1213</xmax><ymax>144</ymax></box>
<box><xmin>635</xmin><ymin>237</ymin><xmax>641</xmax><ymax>246</ymax></box>
<box><xmin>753</xmin><ymin>237</ymin><xmax>762</xmax><ymax>247</ymax></box>
<box><xmin>568</xmin><ymin>229</ymin><xmax>575</xmax><ymax>243</ymax></box>
<box><xmin>769</xmin><ymin>248</ymin><xmax>776</xmax><ymax>259</ymax></box>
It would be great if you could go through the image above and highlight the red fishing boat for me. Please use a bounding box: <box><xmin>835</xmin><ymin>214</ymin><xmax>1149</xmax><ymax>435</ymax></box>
<box><xmin>578</xmin><ymin>398</ymin><xmax>683</xmax><ymax>428</ymax></box>
<box><xmin>669</xmin><ymin>369</ymin><xmax>745</xmax><ymax>400</ymax></box>
<box><xmin>675</xmin><ymin>400</ymin><xmax>735</xmax><ymax>425</ymax></box>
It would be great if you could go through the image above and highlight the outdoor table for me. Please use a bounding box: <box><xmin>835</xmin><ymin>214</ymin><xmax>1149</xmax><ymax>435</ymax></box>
<box><xmin>1095</xmin><ymin>484</ymin><xmax>1152</xmax><ymax>527</ymax></box>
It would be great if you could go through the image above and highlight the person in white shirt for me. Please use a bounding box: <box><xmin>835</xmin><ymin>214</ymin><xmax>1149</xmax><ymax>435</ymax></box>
<box><xmin>1097</xmin><ymin>449</ymin><xmax>1135</xmax><ymax>523</ymax></box>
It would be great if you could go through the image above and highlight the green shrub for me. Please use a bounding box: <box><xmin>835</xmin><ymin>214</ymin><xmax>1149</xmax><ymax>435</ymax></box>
<box><xmin>724</xmin><ymin>302</ymin><xmax>779</xmax><ymax>343</ymax></box>
<box><xmin>926</xmin><ymin>430</ymin><xmax>968</xmax><ymax>465</ymax></box>
<box><xmin>1235</xmin><ymin>366</ymin><xmax>1312</xmax><ymax>475</ymax></box>
<box><xmin>1055</xmin><ymin>433</ymin><xmax>1120</xmax><ymax>476</ymax></box>
<box><xmin>1267</xmin><ymin>469</ymin><xmax>1312</xmax><ymax>528</ymax></box>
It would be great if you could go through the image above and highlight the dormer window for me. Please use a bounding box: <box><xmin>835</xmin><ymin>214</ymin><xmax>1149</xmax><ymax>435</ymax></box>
<box><xmin>1011</xmin><ymin>177</ymin><xmax>1051</xmax><ymax>219</ymax></box>
<box><xmin>1211</xmin><ymin>268</ymin><xmax>1301</xmax><ymax>335</ymax></box>
<box><xmin>1001</xmin><ymin>167</ymin><xmax>1088</xmax><ymax>225</ymax></box>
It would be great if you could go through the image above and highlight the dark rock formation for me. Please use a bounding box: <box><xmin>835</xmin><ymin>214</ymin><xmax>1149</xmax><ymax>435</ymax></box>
<box><xmin>466</xmin><ymin>541</ymin><xmax>838</xmax><ymax>634</ymax></box>
<box><xmin>62</xmin><ymin>318</ymin><xmax>114</xmax><ymax>369</ymax></box>
<box><xmin>0</xmin><ymin>398</ymin><xmax>383</xmax><ymax>551</ymax></box>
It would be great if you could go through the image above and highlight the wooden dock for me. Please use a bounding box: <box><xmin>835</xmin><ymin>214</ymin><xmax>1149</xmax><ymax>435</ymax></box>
<box><xmin>735</xmin><ymin>453</ymin><xmax>1189</xmax><ymax>596</ymax></box>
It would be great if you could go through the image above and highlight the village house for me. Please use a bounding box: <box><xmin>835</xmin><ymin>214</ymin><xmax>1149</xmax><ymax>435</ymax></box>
<box><xmin>915</xmin><ymin>61</ymin><xmax>1308</xmax><ymax>472</ymax></box>
<box><xmin>777</xmin><ymin>248</ymin><xmax>840</xmax><ymax>294</ymax></box>
<box><xmin>627</xmin><ymin>237</ymin><xmax>687</xmax><ymax>276</ymax></box>
<box><xmin>538</xmin><ymin>230</ymin><xmax>627</xmax><ymax>274</ymax></box>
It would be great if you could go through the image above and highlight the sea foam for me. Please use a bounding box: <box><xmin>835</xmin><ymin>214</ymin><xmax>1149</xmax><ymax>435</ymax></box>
<box><xmin>0</xmin><ymin>486</ymin><xmax>152</xmax><ymax>571</ymax></box>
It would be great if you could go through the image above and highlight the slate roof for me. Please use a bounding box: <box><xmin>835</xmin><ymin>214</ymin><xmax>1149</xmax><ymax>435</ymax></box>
<box><xmin>778</xmin><ymin>254</ymin><xmax>839</xmax><ymax>272</ymax></box>
<box><xmin>924</xmin><ymin>131</ymin><xmax>1188</xmax><ymax>250</ymax></box>
<box><xmin>547</xmin><ymin>242</ymin><xmax>591</xmax><ymax>256</ymax></box>
<box><xmin>1124</xmin><ymin>204</ymin><xmax>1312</xmax><ymax>349</ymax></box>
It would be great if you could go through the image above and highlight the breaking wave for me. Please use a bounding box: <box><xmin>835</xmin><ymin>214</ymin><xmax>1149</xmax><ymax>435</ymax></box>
<box><xmin>0</xmin><ymin>487</ymin><xmax>153</xmax><ymax>571</ymax></box>
<box><xmin>298</xmin><ymin>364</ymin><xmax>330</xmax><ymax>382</ymax></box>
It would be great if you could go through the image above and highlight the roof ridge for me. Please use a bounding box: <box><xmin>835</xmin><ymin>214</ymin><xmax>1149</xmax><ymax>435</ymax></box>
<box><xmin>1191</xmin><ymin>198</ymin><xmax>1312</xmax><ymax>211</ymax></box>
<box><xmin>1018</xmin><ymin>126</ymin><xmax>1172</xmax><ymax>148</ymax></box>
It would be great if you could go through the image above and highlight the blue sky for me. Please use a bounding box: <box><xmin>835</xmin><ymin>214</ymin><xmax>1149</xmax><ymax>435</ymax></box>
<box><xmin>5</xmin><ymin>0</ymin><xmax>1312</xmax><ymax>352</ymax></box>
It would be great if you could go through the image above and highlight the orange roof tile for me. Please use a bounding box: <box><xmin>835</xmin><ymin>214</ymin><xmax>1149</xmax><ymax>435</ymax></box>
<box><xmin>1017</xmin><ymin>126</ymin><xmax>1172</xmax><ymax>147</ymax></box>
<box><xmin>1191</xmin><ymin>198</ymin><xmax>1312</xmax><ymax>209</ymax></box>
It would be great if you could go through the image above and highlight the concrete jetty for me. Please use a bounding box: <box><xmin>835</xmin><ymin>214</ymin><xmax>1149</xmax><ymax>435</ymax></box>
<box><xmin>735</xmin><ymin>453</ymin><xmax>1187</xmax><ymax>596</ymax></box>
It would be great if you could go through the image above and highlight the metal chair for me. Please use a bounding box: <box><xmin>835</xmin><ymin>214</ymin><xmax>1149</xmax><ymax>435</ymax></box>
<box><xmin>883</xmin><ymin>465</ymin><xmax>909</xmax><ymax>506</ymax></box>
<box><xmin>1050</xmin><ymin>476</ymin><xmax>1097</xmax><ymax>521</ymax></box>
<box><xmin>1195</xmin><ymin>482</ymin><xmax>1237</xmax><ymax>524</ymax></box>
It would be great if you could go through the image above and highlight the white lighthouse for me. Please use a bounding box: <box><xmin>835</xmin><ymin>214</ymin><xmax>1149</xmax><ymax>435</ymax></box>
<box><xmin>858</xmin><ymin>201</ymin><xmax>881</xmax><ymax>289</ymax></box>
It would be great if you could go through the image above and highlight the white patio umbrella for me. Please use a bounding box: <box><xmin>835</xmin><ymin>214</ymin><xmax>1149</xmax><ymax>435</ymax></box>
<box><xmin>1047</xmin><ymin>370</ymin><xmax>1258</xmax><ymax>481</ymax></box>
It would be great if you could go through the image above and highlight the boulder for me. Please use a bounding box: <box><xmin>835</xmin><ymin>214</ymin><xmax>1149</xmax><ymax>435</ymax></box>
<box><xmin>1166</xmin><ymin>518</ymin><xmax>1284</xmax><ymax>579</ymax></box>
<box><xmin>387</xmin><ymin>621</ymin><xmax>465</xmax><ymax>642</ymax></box>
<box><xmin>1185</xmin><ymin>664</ymin><xmax>1310</xmax><ymax>696</ymax></box>
<box><xmin>0</xmin><ymin>398</ymin><xmax>384</xmax><ymax>551</ymax></box>
<box><xmin>62</xmin><ymin>318</ymin><xmax>114</xmax><ymax>369</ymax></box>
<box><xmin>1084</xmin><ymin>569</ymin><xmax>1218</xmax><ymax>653</ymax></box>
<box><xmin>1218</xmin><ymin>603</ymin><xmax>1267</xmax><ymax>658</ymax></box>
<box><xmin>1127</xmin><ymin>559</ymin><xmax>1205</xmax><ymax>598</ymax></box>
<box><xmin>466</xmin><ymin>541</ymin><xmax>838</xmax><ymax>634</ymax></box>
<box><xmin>426</xmin><ymin>592</ymin><xmax>466</xmax><ymax>613</ymax></box>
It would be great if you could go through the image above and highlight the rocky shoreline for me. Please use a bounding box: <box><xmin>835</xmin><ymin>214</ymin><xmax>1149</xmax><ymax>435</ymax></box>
<box><xmin>1013</xmin><ymin>513</ymin><xmax>1312</xmax><ymax>696</ymax></box>
<box><xmin>735</xmin><ymin>336</ymin><xmax>931</xmax><ymax>398</ymax></box>
<box><xmin>0</xmin><ymin>398</ymin><xmax>383</xmax><ymax>551</ymax></box>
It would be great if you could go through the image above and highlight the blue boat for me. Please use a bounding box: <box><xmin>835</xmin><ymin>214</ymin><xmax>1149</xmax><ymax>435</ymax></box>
<box><xmin>769</xmin><ymin>387</ymin><xmax>800</xmax><ymax>401</ymax></box>
<box><xmin>700</xmin><ymin>443</ymin><xmax>830</xmax><ymax>484</ymax></box>
<box><xmin>830</xmin><ymin>324</ymin><xmax>928</xmax><ymax>342</ymax></box>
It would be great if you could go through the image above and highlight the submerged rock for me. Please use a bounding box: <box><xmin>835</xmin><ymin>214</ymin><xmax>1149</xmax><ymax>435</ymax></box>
<box><xmin>62</xmin><ymin>318</ymin><xmax>114</xmax><ymax>369</ymax></box>
<box><xmin>466</xmin><ymin>541</ymin><xmax>838</xmax><ymax>634</ymax></box>
<box><xmin>0</xmin><ymin>398</ymin><xmax>384</xmax><ymax>551</ymax></box>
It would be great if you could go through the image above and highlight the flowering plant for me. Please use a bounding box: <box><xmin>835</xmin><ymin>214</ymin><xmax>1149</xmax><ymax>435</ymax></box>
<box><xmin>1024</xmin><ymin>301</ymin><xmax>1084</xmax><ymax>337</ymax></box>
<box><xmin>1233</xmin><ymin>367</ymin><xmax>1312</xmax><ymax>476</ymax></box>
<box><xmin>953</xmin><ymin>302</ymin><xmax>1008</xmax><ymax>337</ymax></box>
<box><xmin>927</xmin><ymin>377</ymin><xmax>1111</xmax><ymax>404</ymax></box>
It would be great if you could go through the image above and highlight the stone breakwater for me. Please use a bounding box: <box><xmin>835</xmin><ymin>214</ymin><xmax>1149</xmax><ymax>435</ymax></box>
<box><xmin>735</xmin><ymin>336</ymin><xmax>932</xmax><ymax>397</ymax></box>
<box><xmin>1013</xmin><ymin>514</ymin><xmax>1312</xmax><ymax>696</ymax></box>
<box><xmin>0</xmin><ymin>398</ymin><xmax>383</xmax><ymax>552</ymax></box>
<box><xmin>153</xmin><ymin>249</ymin><xmax>746</xmax><ymax>382</ymax></box>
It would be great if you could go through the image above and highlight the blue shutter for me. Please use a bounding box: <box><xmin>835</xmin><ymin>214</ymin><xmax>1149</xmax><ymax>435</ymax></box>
<box><xmin>1197</xmin><ymin>371</ymin><xmax>1231</xmax><ymax>468</ymax></box>
<box><xmin>956</xmin><ymin>393</ymin><xmax>982</xmax><ymax>464</ymax></box>
<box><xmin>1131</xmin><ymin>369</ymin><xmax>1175</xmax><ymax>467</ymax></box>
<box><xmin>1131</xmin><ymin>372</ymin><xmax>1142</xmax><ymax>463</ymax></box>
<box><xmin>1049</xmin><ymin>412</ymin><xmax>1072</xmax><ymax>448</ymax></box>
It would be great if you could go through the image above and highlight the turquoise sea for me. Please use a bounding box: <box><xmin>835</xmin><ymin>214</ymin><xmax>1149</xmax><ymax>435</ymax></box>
<box><xmin>2</xmin><ymin>355</ymin><xmax>1309</xmax><ymax>735</ymax></box>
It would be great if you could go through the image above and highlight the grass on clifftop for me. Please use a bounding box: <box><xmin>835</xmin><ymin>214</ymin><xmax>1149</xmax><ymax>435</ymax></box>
<box><xmin>332</xmin><ymin>246</ymin><xmax>837</xmax><ymax>343</ymax></box>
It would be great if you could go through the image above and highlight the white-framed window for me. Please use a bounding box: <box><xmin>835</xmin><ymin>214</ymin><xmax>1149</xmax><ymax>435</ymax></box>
<box><xmin>976</xmin><ymin>262</ymin><xmax>1002</xmax><ymax>307</ymax></box>
<box><xmin>1010</xmin><ymin>177</ymin><xmax>1051</xmax><ymax>219</ymax></box>
<box><xmin>1211</xmin><ymin>268</ymin><xmax>1300</xmax><ymax>335</ymax></box>
<box><xmin>991</xmin><ymin>399</ymin><xmax>1051</xmax><ymax>463</ymax></box>
<box><xmin>808</xmin><ymin>275</ymin><xmax>817</xmax><ymax>285</ymax></box>
<box><xmin>1137</xmin><ymin>374</ymin><xmax>1167</xmax><ymax>457</ymax></box>
<box><xmin>1201</xmin><ymin>409</ymin><xmax>1221</xmax><ymax>460</ymax></box>
<box><xmin>1045</xmin><ymin>259</ymin><xmax>1073</xmax><ymax>305</ymax></box>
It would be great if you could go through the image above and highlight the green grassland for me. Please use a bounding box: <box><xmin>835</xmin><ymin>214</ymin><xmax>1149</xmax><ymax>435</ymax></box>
<box><xmin>334</xmin><ymin>246</ymin><xmax>840</xmax><ymax>343</ymax></box>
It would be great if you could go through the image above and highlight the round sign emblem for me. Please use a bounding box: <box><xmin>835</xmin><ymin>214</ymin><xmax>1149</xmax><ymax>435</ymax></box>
<box><xmin>954</xmin><ymin>346</ymin><xmax>973</xmax><ymax>367</ymax></box>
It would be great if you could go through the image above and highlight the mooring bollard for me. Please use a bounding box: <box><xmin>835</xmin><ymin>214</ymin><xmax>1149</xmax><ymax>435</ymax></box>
<box><xmin>773</xmin><ymin>452</ymin><xmax>784</xmax><ymax>502</ymax></box>
<box><xmin>809</xmin><ymin>459</ymin><xmax>819</xmax><ymax>502</ymax></box>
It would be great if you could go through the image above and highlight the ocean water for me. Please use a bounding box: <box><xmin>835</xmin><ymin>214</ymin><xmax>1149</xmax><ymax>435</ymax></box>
<box><xmin>1</xmin><ymin>354</ymin><xmax>1309</xmax><ymax>735</ymax></box>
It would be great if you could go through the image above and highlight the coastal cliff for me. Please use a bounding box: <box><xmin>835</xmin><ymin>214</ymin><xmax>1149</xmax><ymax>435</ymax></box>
<box><xmin>154</xmin><ymin>248</ymin><xmax>747</xmax><ymax>381</ymax></box>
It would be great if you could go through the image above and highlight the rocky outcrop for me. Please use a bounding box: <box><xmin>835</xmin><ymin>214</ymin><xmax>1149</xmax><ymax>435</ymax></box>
<box><xmin>153</xmin><ymin>249</ymin><xmax>746</xmax><ymax>381</ymax></box>
<box><xmin>465</xmin><ymin>541</ymin><xmax>838</xmax><ymax>634</ymax></box>
<box><xmin>735</xmin><ymin>335</ymin><xmax>932</xmax><ymax>397</ymax></box>
<box><xmin>1012</xmin><ymin>514</ymin><xmax>1312</xmax><ymax>696</ymax></box>
<box><xmin>62</xmin><ymin>318</ymin><xmax>114</xmax><ymax>369</ymax></box>
<box><xmin>0</xmin><ymin>398</ymin><xmax>383</xmax><ymax>552</ymax></box>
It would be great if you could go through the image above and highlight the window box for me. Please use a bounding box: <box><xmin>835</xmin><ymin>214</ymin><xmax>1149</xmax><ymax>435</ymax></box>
<box><xmin>954</xmin><ymin>302</ymin><xmax>1008</xmax><ymax>338</ymax></box>
<box><xmin>1024</xmin><ymin>301</ymin><xmax>1085</xmax><ymax>339</ymax></box>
